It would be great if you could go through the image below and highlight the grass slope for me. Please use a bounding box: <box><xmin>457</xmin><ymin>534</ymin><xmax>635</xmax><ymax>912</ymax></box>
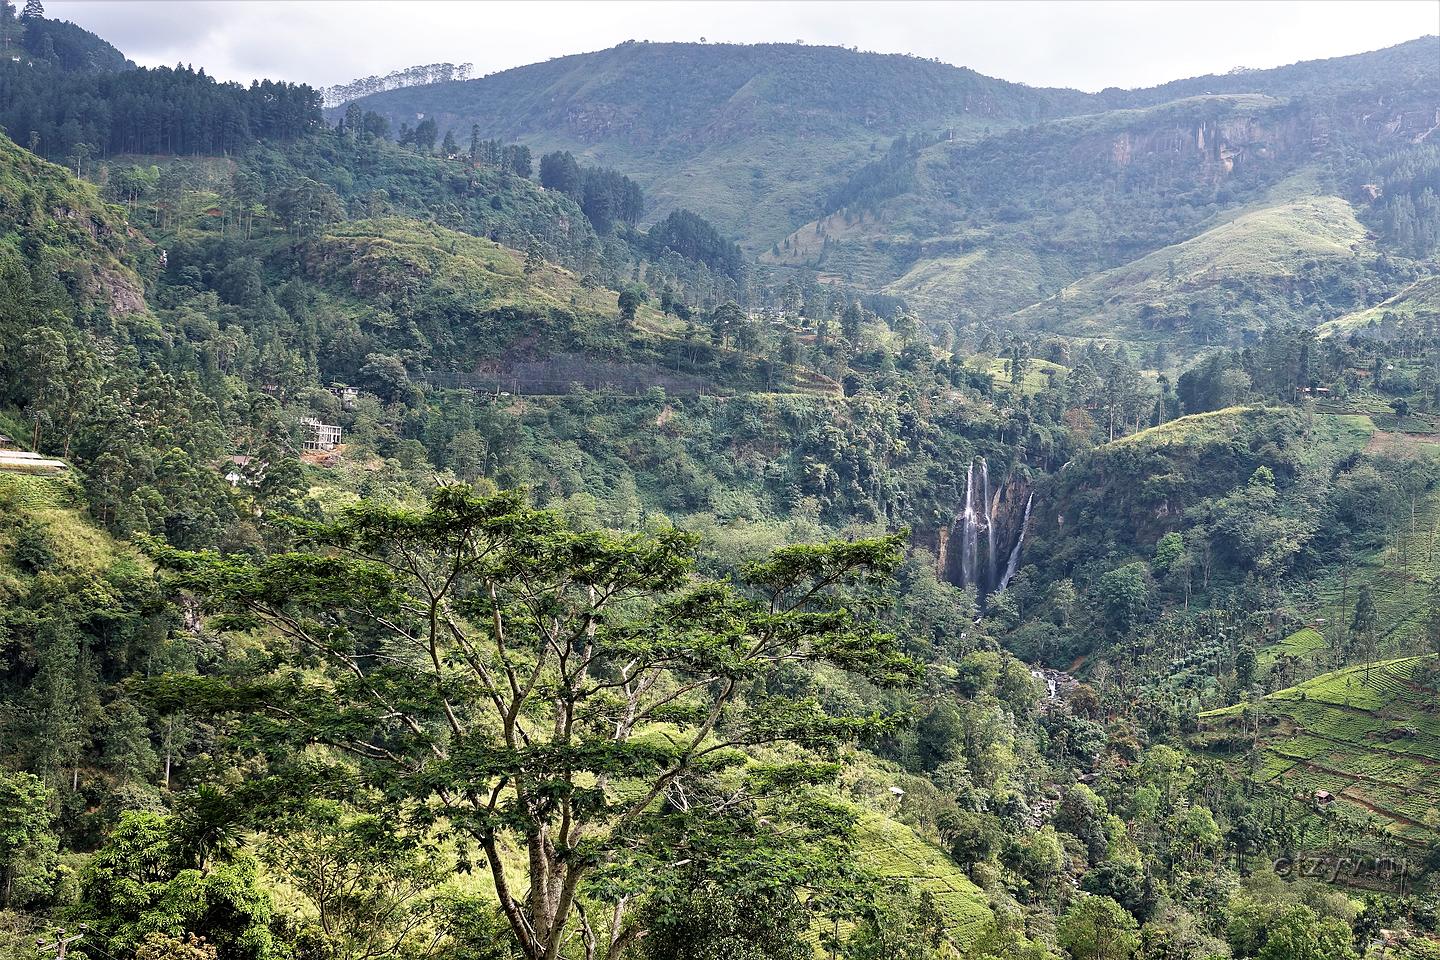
<box><xmin>854</xmin><ymin>812</ymin><xmax>993</xmax><ymax>949</ymax></box>
<box><xmin>0</xmin><ymin>130</ymin><xmax>150</xmax><ymax>314</ymax></box>
<box><xmin>306</xmin><ymin>216</ymin><xmax>657</xmax><ymax>328</ymax></box>
<box><xmin>882</xmin><ymin>244</ymin><xmax>1067</xmax><ymax>323</ymax></box>
<box><xmin>296</xmin><ymin>217</ymin><xmax>837</xmax><ymax>395</ymax></box>
<box><xmin>0</xmin><ymin>471</ymin><xmax>126</xmax><ymax>598</ymax></box>
<box><xmin>963</xmin><ymin>355</ymin><xmax>1068</xmax><ymax>396</ymax></box>
<box><xmin>1011</xmin><ymin>196</ymin><xmax>1372</xmax><ymax>341</ymax></box>
<box><xmin>1318</xmin><ymin>275</ymin><xmax>1440</xmax><ymax>338</ymax></box>
<box><xmin>1106</xmin><ymin>405</ymin><xmax>1278</xmax><ymax>449</ymax></box>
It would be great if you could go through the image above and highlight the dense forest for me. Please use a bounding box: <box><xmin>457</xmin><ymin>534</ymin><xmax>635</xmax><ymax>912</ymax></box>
<box><xmin>2</xmin><ymin>6</ymin><xmax>1440</xmax><ymax>960</ymax></box>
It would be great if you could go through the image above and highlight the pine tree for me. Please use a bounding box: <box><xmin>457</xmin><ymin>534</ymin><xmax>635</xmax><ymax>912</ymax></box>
<box><xmin>20</xmin><ymin>0</ymin><xmax>41</xmax><ymax>20</ymax></box>
<box><xmin>0</xmin><ymin>0</ymin><xmax>20</xmax><ymax>52</ymax></box>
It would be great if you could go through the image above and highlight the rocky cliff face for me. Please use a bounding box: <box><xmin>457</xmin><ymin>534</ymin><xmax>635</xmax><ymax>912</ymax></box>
<box><xmin>1102</xmin><ymin>90</ymin><xmax>1437</xmax><ymax>183</ymax></box>
<box><xmin>912</xmin><ymin>459</ymin><xmax>1034</xmax><ymax>600</ymax></box>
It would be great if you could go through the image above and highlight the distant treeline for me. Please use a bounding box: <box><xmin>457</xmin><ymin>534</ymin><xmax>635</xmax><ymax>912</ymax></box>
<box><xmin>322</xmin><ymin>62</ymin><xmax>473</xmax><ymax>109</ymax></box>
<box><xmin>0</xmin><ymin>61</ymin><xmax>321</xmax><ymax>159</ymax></box>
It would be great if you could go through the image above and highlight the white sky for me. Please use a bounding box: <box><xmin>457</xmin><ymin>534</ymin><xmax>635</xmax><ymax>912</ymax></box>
<box><xmin>48</xmin><ymin>0</ymin><xmax>1440</xmax><ymax>93</ymax></box>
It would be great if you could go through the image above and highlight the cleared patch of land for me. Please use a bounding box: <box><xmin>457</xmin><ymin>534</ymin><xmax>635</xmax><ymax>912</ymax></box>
<box><xmin>961</xmin><ymin>355</ymin><xmax>1069</xmax><ymax>396</ymax></box>
<box><xmin>1107</xmin><ymin>405</ymin><xmax>1273</xmax><ymax>449</ymax></box>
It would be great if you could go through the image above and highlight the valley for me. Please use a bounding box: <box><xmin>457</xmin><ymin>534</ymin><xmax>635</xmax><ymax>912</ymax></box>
<box><xmin>0</xmin><ymin>3</ymin><xmax>1438</xmax><ymax>959</ymax></box>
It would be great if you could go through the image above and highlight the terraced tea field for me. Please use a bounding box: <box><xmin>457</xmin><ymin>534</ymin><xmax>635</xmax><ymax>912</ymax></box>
<box><xmin>854</xmin><ymin>812</ymin><xmax>993</xmax><ymax>951</ymax></box>
<box><xmin>1257</xmin><ymin>626</ymin><xmax>1329</xmax><ymax>672</ymax></box>
<box><xmin>1249</xmin><ymin>412</ymin><xmax>1440</xmax><ymax>677</ymax></box>
<box><xmin>1203</xmin><ymin>656</ymin><xmax>1440</xmax><ymax>843</ymax></box>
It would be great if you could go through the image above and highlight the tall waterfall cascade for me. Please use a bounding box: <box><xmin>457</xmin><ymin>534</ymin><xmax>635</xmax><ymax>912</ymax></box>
<box><xmin>997</xmin><ymin>493</ymin><xmax>1033</xmax><ymax>593</ymax></box>
<box><xmin>945</xmin><ymin>457</ymin><xmax>1031</xmax><ymax>601</ymax></box>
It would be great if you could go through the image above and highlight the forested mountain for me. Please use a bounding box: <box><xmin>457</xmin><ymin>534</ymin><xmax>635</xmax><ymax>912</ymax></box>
<box><xmin>343</xmin><ymin>34</ymin><xmax>1439</xmax><ymax>357</ymax></box>
<box><xmin>771</xmin><ymin>39</ymin><xmax>1440</xmax><ymax>348</ymax></box>
<box><xmin>5</xmin><ymin>8</ymin><xmax>1440</xmax><ymax>960</ymax></box>
<box><xmin>343</xmin><ymin>37</ymin><xmax>1439</xmax><ymax>257</ymax></box>
<box><xmin>339</xmin><ymin>41</ymin><xmax>1084</xmax><ymax>247</ymax></box>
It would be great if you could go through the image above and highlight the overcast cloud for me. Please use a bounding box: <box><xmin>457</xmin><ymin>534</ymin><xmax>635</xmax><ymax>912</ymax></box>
<box><xmin>47</xmin><ymin>0</ymin><xmax>1440</xmax><ymax>93</ymax></box>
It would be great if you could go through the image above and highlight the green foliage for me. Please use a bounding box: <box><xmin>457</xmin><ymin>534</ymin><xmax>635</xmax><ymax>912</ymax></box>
<box><xmin>4</xmin><ymin>21</ymin><xmax>1440</xmax><ymax>960</ymax></box>
<box><xmin>0</xmin><ymin>61</ymin><xmax>318</xmax><ymax>159</ymax></box>
<box><xmin>135</xmin><ymin>933</ymin><xmax>220</xmax><ymax>960</ymax></box>
<box><xmin>645</xmin><ymin>209</ymin><xmax>746</xmax><ymax>280</ymax></box>
<box><xmin>1152</xmin><ymin>533</ymin><xmax>1183</xmax><ymax>575</ymax></box>
<box><xmin>1094</xmin><ymin>563</ymin><xmax>1153</xmax><ymax>638</ymax></box>
<box><xmin>916</xmin><ymin>702</ymin><xmax>965</xmax><ymax>770</ymax></box>
<box><xmin>0</xmin><ymin>771</ymin><xmax>56</xmax><ymax>909</ymax></box>
<box><xmin>261</xmin><ymin>800</ymin><xmax>450</xmax><ymax>960</ymax></box>
<box><xmin>534</xmin><ymin>152</ymin><xmax>644</xmax><ymax>235</ymax></box>
<box><xmin>16</xmin><ymin>13</ymin><xmax>129</xmax><ymax>73</ymax></box>
<box><xmin>1054</xmin><ymin>783</ymin><xmax>1111</xmax><ymax>864</ymax></box>
<box><xmin>74</xmin><ymin>811</ymin><xmax>275</xmax><ymax>959</ymax></box>
<box><xmin>1012</xmin><ymin>197</ymin><xmax>1386</xmax><ymax>344</ymax></box>
<box><xmin>845</xmin><ymin>884</ymin><xmax>947</xmax><ymax>960</ymax></box>
<box><xmin>1228</xmin><ymin>898</ymin><xmax>1357</xmax><ymax>960</ymax></box>
<box><xmin>152</xmin><ymin>485</ymin><xmax>917</xmax><ymax>960</ymax></box>
<box><xmin>636</xmin><ymin>879</ymin><xmax>812</xmax><ymax>960</ymax></box>
<box><xmin>1201</xmin><ymin>655</ymin><xmax>1440</xmax><ymax>841</ymax></box>
<box><xmin>1058</xmin><ymin>895</ymin><xmax>1140</xmax><ymax>960</ymax></box>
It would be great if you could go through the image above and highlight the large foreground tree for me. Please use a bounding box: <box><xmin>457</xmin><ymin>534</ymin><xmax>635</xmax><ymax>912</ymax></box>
<box><xmin>152</xmin><ymin>486</ymin><xmax>916</xmax><ymax>960</ymax></box>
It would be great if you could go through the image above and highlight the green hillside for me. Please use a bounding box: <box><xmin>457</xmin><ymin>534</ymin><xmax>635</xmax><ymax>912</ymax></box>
<box><xmin>344</xmin><ymin>41</ymin><xmax>1076</xmax><ymax>248</ymax></box>
<box><xmin>1318</xmin><ymin>274</ymin><xmax>1440</xmax><ymax>338</ymax></box>
<box><xmin>1201</xmin><ymin>656</ymin><xmax>1440</xmax><ymax>843</ymax></box>
<box><xmin>853</xmin><ymin>812</ymin><xmax>993</xmax><ymax>948</ymax></box>
<box><xmin>761</xmin><ymin>44</ymin><xmax>1438</xmax><ymax>345</ymax></box>
<box><xmin>1010</xmin><ymin>196</ymin><xmax>1375</xmax><ymax>342</ymax></box>
<box><xmin>0</xmin><ymin>130</ymin><xmax>150</xmax><ymax>315</ymax></box>
<box><xmin>1027</xmin><ymin>405</ymin><xmax>1308</xmax><ymax>571</ymax></box>
<box><xmin>8</xmin><ymin>13</ymin><xmax>1440</xmax><ymax>960</ymax></box>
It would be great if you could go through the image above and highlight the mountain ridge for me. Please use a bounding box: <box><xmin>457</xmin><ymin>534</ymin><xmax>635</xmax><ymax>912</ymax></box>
<box><xmin>340</xmin><ymin>35</ymin><xmax>1439</xmax><ymax>252</ymax></box>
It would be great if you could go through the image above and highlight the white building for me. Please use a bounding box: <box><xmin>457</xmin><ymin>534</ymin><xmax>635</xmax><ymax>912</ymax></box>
<box><xmin>301</xmin><ymin>417</ymin><xmax>342</xmax><ymax>452</ymax></box>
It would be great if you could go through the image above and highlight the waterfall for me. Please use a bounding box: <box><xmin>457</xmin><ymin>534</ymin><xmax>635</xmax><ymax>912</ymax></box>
<box><xmin>952</xmin><ymin>456</ymin><xmax>1027</xmax><ymax>599</ymax></box>
<box><xmin>980</xmin><ymin>457</ymin><xmax>996</xmax><ymax>593</ymax></box>
<box><xmin>959</xmin><ymin>460</ymin><xmax>977</xmax><ymax>590</ymax></box>
<box><xmin>997</xmin><ymin>492</ymin><xmax>1034</xmax><ymax>593</ymax></box>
